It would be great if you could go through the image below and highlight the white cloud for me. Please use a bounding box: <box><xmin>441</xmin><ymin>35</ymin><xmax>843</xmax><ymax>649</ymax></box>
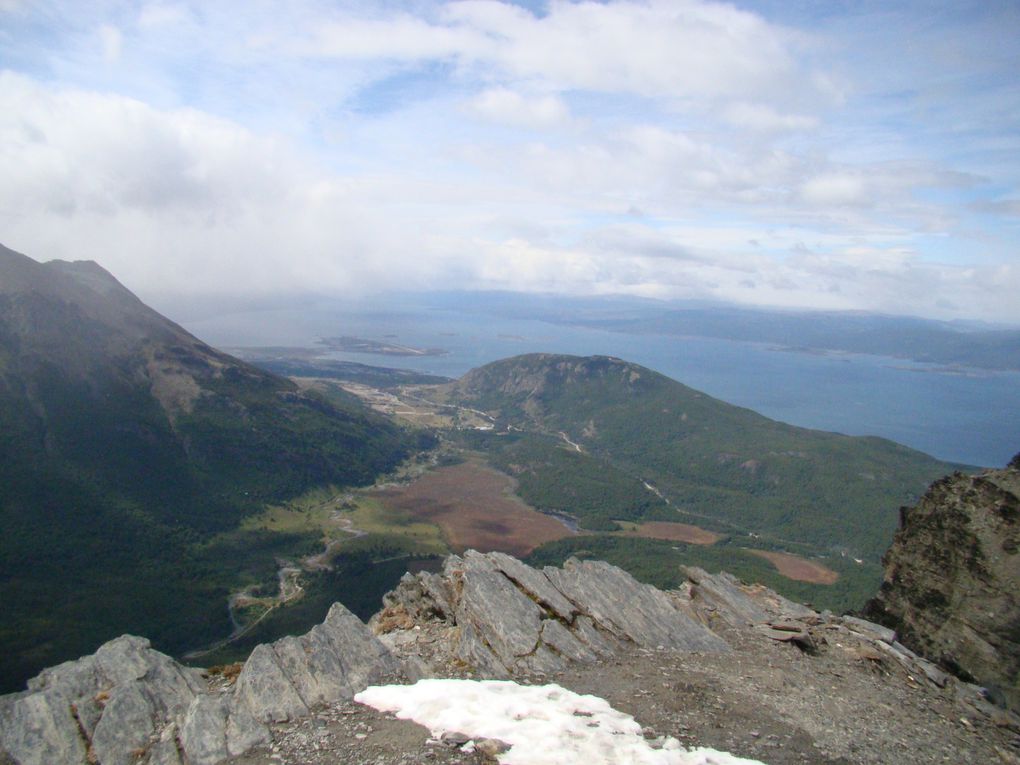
<box><xmin>0</xmin><ymin>2</ymin><xmax>1017</xmax><ymax>323</ymax></box>
<box><xmin>305</xmin><ymin>0</ymin><xmax>822</xmax><ymax>104</ymax></box>
<box><xmin>799</xmin><ymin>173</ymin><xmax>868</xmax><ymax>207</ymax></box>
<box><xmin>137</xmin><ymin>2</ymin><xmax>190</xmax><ymax>29</ymax></box>
<box><xmin>722</xmin><ymin>102</ymin><xmax>818</xmax><ymax>132</ymax></box>
<box><xmin>99</xmin><ymin>24</ymin><xmax>122</xmax><ymax>64</ymax></box>
<box><xmin>468</xmin><ymin>88</ymin><xmax>570</xmax><ymax>128</ymax></box>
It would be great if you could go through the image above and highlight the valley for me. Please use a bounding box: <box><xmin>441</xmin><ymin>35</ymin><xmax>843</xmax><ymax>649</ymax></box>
<box><xmin>0</xmin><ymin>244</ymin><xmax>978</xmax><ymax>695</ymax></box>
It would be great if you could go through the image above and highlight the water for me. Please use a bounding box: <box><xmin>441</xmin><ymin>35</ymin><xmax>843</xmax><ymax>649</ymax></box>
<box><xmin>181</xmin><ymin>298</ymin><xmax>1020</xmax><ymax>468</ymax></box>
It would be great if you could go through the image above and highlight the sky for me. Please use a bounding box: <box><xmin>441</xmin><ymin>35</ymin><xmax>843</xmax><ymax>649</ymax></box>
<box><xmin>1</xmin><ymin>1</ymin><xmax>1019</xmax><ymax>322</ymax></box>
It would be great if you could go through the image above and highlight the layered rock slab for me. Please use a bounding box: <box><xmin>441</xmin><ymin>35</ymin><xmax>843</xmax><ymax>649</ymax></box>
<box><xmin>375</xmin><ymin>550</ymin><xmax>729</xmax><ymax>676</ymax></box>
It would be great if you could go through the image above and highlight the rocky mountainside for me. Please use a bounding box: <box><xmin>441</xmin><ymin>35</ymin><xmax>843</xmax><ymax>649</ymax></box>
<box><xmin>439</xmin><ymin>353</ymin><xmax>964</xmax><ymax>560</ymax></box>
<box><xmin>864</xmin><ymin>456</ymin><xmax>1020</xmax><ymax>710</ymax></box>
<box><xmin>0</xmin><ymin>244</ymin><xmax>422</xmax><ymax>691</ymax></box>
<box><xmin>1</xmin><ymin>552</ymin><xmax>1015</xmax><ymax>765</ymax></box>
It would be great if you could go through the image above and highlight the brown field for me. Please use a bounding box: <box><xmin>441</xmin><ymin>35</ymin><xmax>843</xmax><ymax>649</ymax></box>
<box><xmin>747</xmin><ymin>549</ymin><xmax>840</xmax><ymax>584</ymax></box>
<box><xmin>615</xmin><ymin>521</ymin><xmax>722</xmax><ymax>545</ymax></box>
<box><xmin>373</xmin><ymin>461</ymin><xmax>574</xmax><ymax>557</ymax></box>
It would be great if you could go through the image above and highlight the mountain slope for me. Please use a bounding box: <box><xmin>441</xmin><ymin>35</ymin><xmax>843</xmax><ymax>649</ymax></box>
<box><xmin>440</xmin><ymin>353</ymin><xmax>965</xmax><ymax>560</ymax></box>
<box><xmin>0</xmin><ymin>244</ymin><xmax>423</xmax><ymax>690</ymax></box>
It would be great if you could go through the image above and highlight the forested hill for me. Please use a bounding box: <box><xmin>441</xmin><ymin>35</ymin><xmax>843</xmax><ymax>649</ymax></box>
<box><xmin>441</xmin><ymin>353</ymin><xmax>966</xmax><ymax>560</ymax></box>
<box><xmin>0</xmin><ymin>244</ymin><xmax>425</xmax><ymax>691</ymax></box>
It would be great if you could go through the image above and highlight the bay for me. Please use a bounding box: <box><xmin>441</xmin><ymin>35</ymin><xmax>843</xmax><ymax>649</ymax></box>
<box><xmin>181</xmin><ymin>296</ymin><xmax>1019</xmax><ymax>468</ymax></box>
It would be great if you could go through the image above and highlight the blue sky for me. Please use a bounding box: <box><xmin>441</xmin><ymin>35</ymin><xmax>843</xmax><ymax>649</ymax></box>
<box><xmin>1</xmin><ymin>1</ymin><xmax>1018</xmax><ymax>322</ymax></box>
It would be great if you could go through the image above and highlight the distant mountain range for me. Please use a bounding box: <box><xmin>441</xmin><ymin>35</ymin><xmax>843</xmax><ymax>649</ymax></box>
<box><xmin>576</xmin><ymin>307</ymin><xmax>1020</xmax><ymax>371</ymax></box>
<box><xmin>424</xmin><ymin>291</ymin><xmax>1020</xmax><ymax>371</ymax></box>
<box><xmin>0</xmin><ymin>244</ymin><xmax>424</xmax><ymax>691</ymax></box>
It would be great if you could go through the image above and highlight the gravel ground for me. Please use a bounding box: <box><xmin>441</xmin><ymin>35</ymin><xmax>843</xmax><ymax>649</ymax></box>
<box><xmin>228</xmin><ymin>615</ymin><xmax>1020</xmax><ymax>765</ymax></box>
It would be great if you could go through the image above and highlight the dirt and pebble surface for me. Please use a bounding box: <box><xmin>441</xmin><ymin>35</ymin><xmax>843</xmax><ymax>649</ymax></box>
<box><xmin>228</xmin><ymin>615</ymin><xmax>1019</xmax><ymax>765</ymax></box>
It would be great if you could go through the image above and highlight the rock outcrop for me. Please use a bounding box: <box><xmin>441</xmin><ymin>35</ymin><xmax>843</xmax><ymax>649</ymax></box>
<box><xmin>0</xmin><ymin>602</ymin><xmax>401</xmax><ymax>765</ymax></box>
<box><xmin>863</xmin><ymin>459</ymin><xmax>1020</xmax><ymax>709</ymax></box>
<box><xmin>3</xmin><ymin>551</ymin><xmax>1011</xmax><ymax>765</ymax></box>
<box><xmin>372</xmin><ymin>551</ymin><xmax>729</xmax><ymax>677</ymax></box>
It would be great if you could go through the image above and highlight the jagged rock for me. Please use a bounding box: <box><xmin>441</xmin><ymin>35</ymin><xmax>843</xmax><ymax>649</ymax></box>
<box><xmin>235</xmin><ymin>601</ymin><xmax>401</xmax><ymax>724</ymax></box>
<box><xmin>682</xmin><ymin>567</ymin><xmax>772</xmax><ymax>626</ymax></box>
<box><xmin>0</xmin><ymin>635</ymin><xmax>205</xmax><ymax>765</ymax></box>
<box><xmin>453</xmin><ymin>553</ymin><xmax>546</xmax><ymax>666</ymax></box>
<box><xmin>379</xmin><ymin>551</ymin><xmax>730</xmax><ymax>677</ymax></box>
<box><xmin>180</xmin><ymin>696</ymin><xmax>232</xmax><ymax>765</ymax></box>
<box><xmin>682</xmin><ymin>567</ymin><xmax>817</xmax><ymax>627</ymax></box>
<box><xmin>0</xmin><ymin>688</ymin><xmax>87</xmax><ymax>765</ymax></box>
<box><xmin>0</xmin><ymin>601</ymin><xmax>398</xmax><ymax>765</ymax></box>
<box><xmin>484</xmin><ymin>551</ymin><xmax>577</xmax><ymax>621</ymax></box>
<box><xmin>863</xmin><ymin>463</ymin><xmax>1020</xmax><ymax>709</ymax></box>
<box><xmin>545</xmin><ymin>558</ymin><xmax>730</xmax><ymax>652</ymax></box>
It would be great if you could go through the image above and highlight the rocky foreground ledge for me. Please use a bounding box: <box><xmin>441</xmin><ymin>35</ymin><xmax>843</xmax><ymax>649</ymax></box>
<box><xmin>1</xmin><ymin>552</ymin><xmax>1017</xmax><ymax>765</ymax></box>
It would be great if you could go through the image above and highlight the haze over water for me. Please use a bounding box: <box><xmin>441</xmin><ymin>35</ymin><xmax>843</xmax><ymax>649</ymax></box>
<box><xmin>183</xmin><ymin>297</ymin><xmax>1020</xmax><ymax>469</ymax></box>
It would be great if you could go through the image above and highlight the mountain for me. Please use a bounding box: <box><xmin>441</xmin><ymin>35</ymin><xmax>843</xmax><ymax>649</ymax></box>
<box><xmin>0</xmin><ymin>244</ymin><xmax>424</xmax><ymax>691</ymax></box>
<box><xmin>438</xmin><ymin>353</ymin><xmax>965</xmax><ymax>561</ymax></box>
<box><xmin>566</xmin><ymin>304</ymin><xmax>1020</xmax><ymax>371</ymax></box>
<box><xmin>863</xmin><ymin>456</ymin><xmax>1020</xmax><ymax>710</ymax></box>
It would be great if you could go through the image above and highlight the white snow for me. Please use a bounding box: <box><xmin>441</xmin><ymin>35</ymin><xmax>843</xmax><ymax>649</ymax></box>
<box><xmin>355</xmin><ymin>678</ymin><xmax>767</xmax><ymax>765</ymax></box>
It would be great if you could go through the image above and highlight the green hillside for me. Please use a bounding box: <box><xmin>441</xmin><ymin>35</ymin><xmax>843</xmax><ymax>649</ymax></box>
<box><xmin>0</xmin><ymin>244</ymin><xmax>427</xmax><ymax>691</ymax></box>
<box><xmin>442</xmin><ymin>353</ymin><xmax>966</xmax><ymax>560</ymax></box>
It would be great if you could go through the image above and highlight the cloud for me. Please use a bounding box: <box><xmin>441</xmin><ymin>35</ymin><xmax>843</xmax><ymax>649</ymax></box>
<box><xmin>305</xmin><ymin>0</ymin><xmax>824</xmax><ymax>105</ymax></box>
<box><xmin>98</xmin><ymin>24</ymin><xmax>122</xmax><ymax>63</ymax></box>
<box><xmin>799</xmin><ymin>173</ymin><xmax>868</xmax><ymax>207</ymax></box>
<box><xmin>722</xmin><ymin>102</ymin><xmax>818</xmax><ymax>132</ymax></box>
<box><xmin>0</xmin><ymin>2</ymin><xmax>1017</xmax><ymax>324</ymax></box>
<box><xmin>467</xmin><ymin>88</ymin><xmax>570</xmax><ymax>128</ymax></box>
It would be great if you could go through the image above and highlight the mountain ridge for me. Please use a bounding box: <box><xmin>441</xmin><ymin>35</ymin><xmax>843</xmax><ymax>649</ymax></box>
<box><xmin>0</xmin><ymin>244</ymin><xmax>425</xmax><ymax>691</ymax></box>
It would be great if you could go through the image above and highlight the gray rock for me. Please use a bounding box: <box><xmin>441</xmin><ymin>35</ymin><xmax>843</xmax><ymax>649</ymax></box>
<box><xmin>90</xmin><ymin>683</ymin><xmax>156</xmax><ymax>765</ymax></box>
<box><xmin>842</xmin><ymin>615</ymin><xmax>897</xmax><ymax>644</ymax></box>
<box><xmin>145</xmin><ymin>723</ymin><xmax>183</xmax><ymax>765</ymax></box>
<box><xmin>0</xmin><ymin>635</ymin><xmax>207</xmax><ymax>765</ymax></box>
<box><xmin>682</xmin><ymin>567</ymin><xmax>771</xmax><ymax>626</ymax></box>
<box><xmin>484</xmin><ymin>551</ymin><xmax>577</xmax><ymax>621</ymax></box>
<box><xmin>234</xmin><ymin>644</ymin><xmax>309</xmax><ymax>723</ymax></box>
<box><xmin>455</xmin><ymin>554</ymin><xmax>545</xmax><ymax>665</ymax></box>
<box><xmin>571</xmin><ymin>615</ymin><xmax>623</xmax><ymax>658</ymax></box>
<box><xmin>180</xmin><ymin>695</ymin><xmax>230</xmax><ymax>765</ymax></box>
<box><xmin>224</xmin><ymin>698</ymin><xmax>270</xmax><ymax>757</ymax></box>
<box><xmin>539</xmin><ymin>619</ymin><xmax>597</xmax><ymax>664</ymax></box>
<box><xmin>235</xmin><ymin>600</ymin><xmax>399</xmax><ymax>724</ymax></box>
<box><xmin>547</xmin><ymin>559</ymin><xmax>730</xmax><ymax>652</ymax></box>
<box><xmin>862</xmin><ymin>466</ymin><xmax>1020</xmax><ymax>709</ymax></box>
<box><xmin>0</xmin><ymin>689</ymin><xmax>87</xmax><ymax>765</ymax></box>
<box><xmin>316</xmin><ymin>603</ymin><xmax>401</xmax><ymax>691</ymax></box>
<box><xmin>455</xmin><ymin>622</ymin><xmax>511</xmax><ymax>679</ymax></box>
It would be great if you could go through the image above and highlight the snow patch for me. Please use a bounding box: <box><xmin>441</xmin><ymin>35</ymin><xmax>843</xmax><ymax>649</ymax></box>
<box><xmin>355</xmin><ymin>678</ymin><xmax>766</xmax><ymax>765</ymax></box>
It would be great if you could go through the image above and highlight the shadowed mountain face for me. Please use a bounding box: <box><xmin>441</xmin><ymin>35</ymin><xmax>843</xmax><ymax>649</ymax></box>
<box><xmin>442</xmin><ymin>353</ymin><xmax>964</xmax><ymax>561</ymax></box>
<box><xmin>0</xmin><ymin>244</ymin><xmax>420</xmax><ymax>690</ymax></box>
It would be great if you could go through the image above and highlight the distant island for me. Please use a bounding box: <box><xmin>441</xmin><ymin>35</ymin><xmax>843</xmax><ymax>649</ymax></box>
<box><xmin>319</xmin><ymin>335</ymin><xmax>448</xmax><ymax>357</ymax></box>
